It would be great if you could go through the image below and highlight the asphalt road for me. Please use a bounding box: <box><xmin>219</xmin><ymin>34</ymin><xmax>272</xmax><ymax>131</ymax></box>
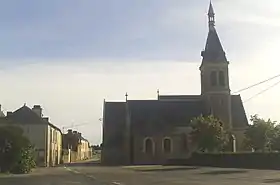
<box><xmin>2</xmin><ymin>161</ymin><xmax>280</xmax><ymax>185</ymax></box>
<box><xmin>65</xmin><ymin>161</ymin><xmax>280</xmax><ymax>185</ymax></box>
<box><xmin>0</xmin><ymin>167</ymin><xmax>105</xmax><ymax>185</ymax></box>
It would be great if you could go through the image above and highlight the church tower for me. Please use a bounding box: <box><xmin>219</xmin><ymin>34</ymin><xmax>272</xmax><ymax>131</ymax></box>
<box><xmin>200</xmin><ymin>2</ymin><xmax>232</xmax><ymax>129</ymax></box>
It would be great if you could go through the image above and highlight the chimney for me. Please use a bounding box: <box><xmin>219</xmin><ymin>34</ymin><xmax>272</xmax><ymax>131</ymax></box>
<box><xmin>43</xmin><ymin>117</ymin><xmax>49</xmax><ymax>122</ymax></box>
<box><xmin>78</xmin><ymin>132</ymin><xmax>82</xmax><ymax>137</ymax></box>
<box><xmin>7</xmin><ymin>111</ymin><xmax>13</xmax><ymax>116</ymax></box>
<box><xmin>73</xmin><ymin>131</ymin><xmax>78</xmax><ymax>134</ymax></box>
<box><xmin>32</xmin><ymin>105</ymin><xmax>42</xmax><ymax>117</ymax></box>
<box><xmin>67</xmin><ymin>129</ymin><xmax>73</xmax><ymax>133</ymax></box>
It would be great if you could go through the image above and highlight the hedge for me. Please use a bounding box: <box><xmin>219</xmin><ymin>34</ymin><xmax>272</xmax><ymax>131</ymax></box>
<box><xmin>166</xmin><ymin>152</ymin><xmax>280</xmax><ymax>169</ymax></box>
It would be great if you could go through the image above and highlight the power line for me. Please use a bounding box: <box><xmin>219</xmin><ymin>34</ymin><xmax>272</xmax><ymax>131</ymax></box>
<box><xmin>233</xmin><ymin>73</ymin><xmax>280</xmax><ymax>94</ymax></box>
<box><xmin>62</xmin><ymin>122</ymin><xmax>91</xmax><ymax>130</ymax></box>
<box><xmin>62</xmin><ymin>122</ymin><xmax>92</xmax><ymax>134</ymax></box>
<box><xmin>243</xmin><ymin>79</ymin><xmax>280</xmax><ymax>103</ymax></box>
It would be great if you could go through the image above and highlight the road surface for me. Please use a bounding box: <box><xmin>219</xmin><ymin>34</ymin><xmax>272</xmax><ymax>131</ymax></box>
<box><xmin>1</xmin><ymin>161</ymin><xmax>280</xmax><ymax>185</ymax></box>
<box><xmin>0</xmin><ymin>167</ymin><xmax>104</xmax><ymax>185</ymax></box>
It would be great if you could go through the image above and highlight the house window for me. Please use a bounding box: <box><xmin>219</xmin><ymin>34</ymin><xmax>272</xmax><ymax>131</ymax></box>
<box><xmin>219</xmin><ymin>71</ymin><xmax>225</xmax><ymax>86</ymax></box>
<box><xmin>210</xmin><ymin>71</ymin><xmax>217</xmax><ymax>86</ymax></box>
<box><xmin>52</xmin><ymin>130</ymin><xmax>55</xmax><ymax>143</ymax></box>
<box><xmin>54</xmin><ymin>131</ymin><xmax>57</xmax><ymax>144</ymax></box>
<box><xmin>50</xmin><ymin>129</ymin><xmax>53</xmax><ymax>143</ymax></box>
<box><xmin>144</xmin><ymin>137</ymin><xmax>154</xmax><ymax>154</ymax></box>
<box><xmin>163</xmin><ymin>137</ymin><xmax>172</xmax><ymax>153</ymax></box>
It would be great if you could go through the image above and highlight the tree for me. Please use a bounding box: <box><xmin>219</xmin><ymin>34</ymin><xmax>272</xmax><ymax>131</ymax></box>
<box><xmin>0</xmin><ymin>126</ymin><xmax>36</xmax><ymax>174</ymax></box>
<box><xmin>244</xmin><ymin>115</ymin><xmax>277</xmax><ymax>152</ymax></box>
<box><xmin>190</xmin><ymin>115</ymin><xmax>229</xmax><ymax>152</ymax></box>
<box><xmin>270</xmin><ymin>125</ymin><xmax>280</xmax><ymax>151</ymax></box>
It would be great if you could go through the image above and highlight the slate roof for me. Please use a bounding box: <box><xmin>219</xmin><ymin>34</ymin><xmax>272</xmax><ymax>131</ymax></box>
<box><xmin>202</xmin><ymin>29</ymin><xmax>227</xmax><ymax>63</ymax></box>
<box><xmin>231</xmin><ymin>95</ymin><xmax>249</xmax><ymax>128</ymax></box>
<box><xmin>127</xmin><ymin>100</ymin><xmax>205</xmax><ymax>135</ymax></box>
<box><xmin>201</xmin><ymin>2</ymin><xmax>227</xmax><ymax>63</ymax></box>
<box><xmin>158</xmin><ymin>95</ymin><xmax>201</xmax><ymax>101</ymax></box>
<box><xmin>104</xmin><ymin>95</ymin><xmax>248</xmax><ymax>136</ymax></box>
<box><xmin>6</xmin><ymin>105</ymin><xmax>62</xmax><ymax>134</ymax></box>
<box><xmin>208</xmin><ymin>1</ymin><xmax>215</xmax><ymax>16</ymax></box>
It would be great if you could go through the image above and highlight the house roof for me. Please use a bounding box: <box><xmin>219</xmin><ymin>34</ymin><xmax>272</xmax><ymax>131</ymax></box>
<box><xmin>6</xmin><ymin>105</ymin><xmax>62</xmax><ymax>134</ymax></box>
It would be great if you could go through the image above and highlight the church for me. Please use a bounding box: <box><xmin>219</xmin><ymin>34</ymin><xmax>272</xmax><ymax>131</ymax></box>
<box><xmin>101</xmin><ymin>2</ymin><xmax>248</xmax><ymax>165</ymax></box>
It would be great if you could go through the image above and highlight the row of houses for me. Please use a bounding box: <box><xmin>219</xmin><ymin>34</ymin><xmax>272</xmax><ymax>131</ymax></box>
<box><xmin>0</xmin><ymin>104</ymin><xmax>93</xmax><ymax>167</ymax></box>
<box><xmin>62</xmin><ymin>129</ymin><xmax>93</xmax><ymax>162</ymax></box>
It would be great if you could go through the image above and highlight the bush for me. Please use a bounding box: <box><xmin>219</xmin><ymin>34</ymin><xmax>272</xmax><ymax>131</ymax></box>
<box><xmin>166</xmin><ymin>152</ymin><xmax>280</xmax><ymax>169</ymax></box>
<box><xmin>10</xmin><ymin>144</ymin><xmax>36</xmax><ymax>174</ymax></box>
<box><xmin>0</xmin><ymin>126</ymin><xmax>36</xmax><ymax>174</ymax></box>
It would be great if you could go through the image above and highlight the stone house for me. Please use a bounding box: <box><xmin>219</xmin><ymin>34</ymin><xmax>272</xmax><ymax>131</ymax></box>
<box><xmin>101</xmin><ymin>2</ymin><xmax>249</xmax><ymax>166</ymax></box>
<box><xmin>0</xmin><ymin>104</ymin><xmax>62</xmax><ymax>167</ymax></box>
<box><xmin>62</xmin><ymin>129</ymin><xmax>91</xmax><ymax>161</ymax></box>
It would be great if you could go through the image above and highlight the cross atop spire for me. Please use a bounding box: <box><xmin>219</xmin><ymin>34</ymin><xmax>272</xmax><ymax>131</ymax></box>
<box><xmin>157</xmin><ymin>89</ymin><xmax>160</xmax><ymax>99</ymax></box>
<box><xmin>208</xmin><ymin>1</ymin><xmax>215</xmax><ymax>28</ymax></box>
<box><xmin>125</xmin><ymin>92</ymin><xmax>128</xmax><ymax>102</ymax></box>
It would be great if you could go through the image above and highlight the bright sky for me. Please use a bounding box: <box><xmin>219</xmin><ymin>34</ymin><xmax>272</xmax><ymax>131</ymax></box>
<box><xmin>1</xmin><ymin>0</ymin><xmax>280</xmax><ymax>144</ymax></box>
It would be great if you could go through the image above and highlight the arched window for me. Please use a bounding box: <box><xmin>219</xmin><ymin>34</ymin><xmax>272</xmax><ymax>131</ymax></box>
<box><xmin>144</xmin><ymin>138</ymin><xmax>154</xmax><ymax>154</ymax></box>
<box><xmin>163</xmin><ymin>138</ymin><xmax>172</xmax><ymax>153</ymax></box>
<box><xmin>219</xmin><ymin>71</ymin><xmax>225</xmax><ymax>86</ymax></box>
<box><xmin>210</xmin><ymin>71</ymin><xmax>217</xmax><ymax>86</ymax></box>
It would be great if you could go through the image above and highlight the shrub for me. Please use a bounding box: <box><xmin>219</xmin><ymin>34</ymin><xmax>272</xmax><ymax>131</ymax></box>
<box><xmin>10</xmin><ymin>144</ymin><xmax>36</xmax><ymax>174</ymax></box>
<box><xmin>0</xmin><ymin>126</ymin><xmax>36</xmax><ymax>174</ymax></box>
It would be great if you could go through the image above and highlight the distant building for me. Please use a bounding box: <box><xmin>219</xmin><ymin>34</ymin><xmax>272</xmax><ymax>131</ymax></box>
<box><xmin>0</xmin><ymin>104</ymin><xmax>62</xmax><ymax>167</ymax></box>
<box><xmin>63</xmin><ymin>130</ymin><xmax>91</xmax><ymax>161</ymax></box>
<box><xmin>101</xmin><ymin>2</ymin><xmax>249</xmax><ymax>166</ymax></box>
<box><xmin>0</xmin><ymin>104</ymin><xmax>5</xmax><ymax>117</ymax></box>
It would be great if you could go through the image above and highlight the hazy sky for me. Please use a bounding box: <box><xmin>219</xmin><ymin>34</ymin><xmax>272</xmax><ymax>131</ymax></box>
<box><xmin>1</xmin><ymin>0</ymin><xmax>280</xmax><ymax>144</ymax></box>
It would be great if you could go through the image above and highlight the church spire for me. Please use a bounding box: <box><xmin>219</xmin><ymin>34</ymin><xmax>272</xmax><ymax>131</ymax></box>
<box><xmin>208</xmin><ymin>1</ymin><xmax>215</xmax><ymax>28</ymax></box>
<box><xmin>201</xmin><ymin>1</ymin><xmax>227</xmax><ymax>63</ymax></box>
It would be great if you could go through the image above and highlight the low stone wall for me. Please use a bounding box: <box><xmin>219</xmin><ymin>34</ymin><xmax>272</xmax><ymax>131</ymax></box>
<box><xmin>166</xmin><ymin>152</ymin><xmax>280</xmax><ymax>170</ymax></box>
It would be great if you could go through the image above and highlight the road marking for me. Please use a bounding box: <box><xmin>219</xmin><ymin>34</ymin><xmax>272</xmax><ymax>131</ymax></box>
<box><xmin>112</xmin><ymin>182</ymin><xmax>123</xmax><ymax>185</ymax></box>
<box><xmin>86</xmin><ymin>175</ymin><xmax>96</xmax><ymax>180</ymax></box>
<box><xmin>64</xmin><ymin>166</ymin><xmax>98</xmax><ymax>181</ymax></box>
<box><xmin>63</xmin><ymin>166</ymin><xmax>80</xmax><ymax>174</ymax></box>
<box><xmin>64</xmin><ymin>166</ymin><xmax>124</xmax><ymax>185</ymax></box>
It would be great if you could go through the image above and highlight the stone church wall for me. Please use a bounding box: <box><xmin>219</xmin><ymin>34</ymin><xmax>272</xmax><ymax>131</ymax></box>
<box><xmin>101</xmin><ymin>102</ymin><xmax>126</xmax><ymax>165</ymax></box>
<box><xmin>132</xmin><ymin>127</ymin><xmax>192</xmax><ymax>165</ymax></box>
